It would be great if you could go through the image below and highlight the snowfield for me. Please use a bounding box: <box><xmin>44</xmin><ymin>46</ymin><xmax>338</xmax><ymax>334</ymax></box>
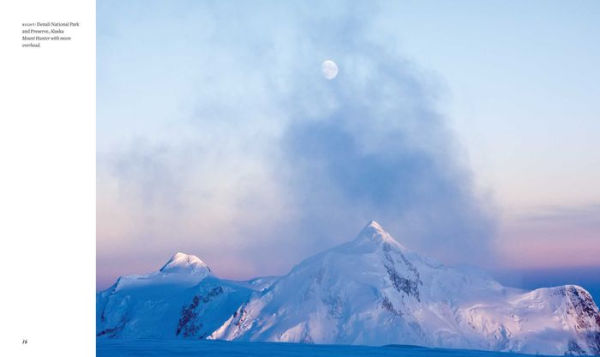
<box><xmin>97</xmin><ymin>339</ymin><xmax>556</xmax><ymax>357</ymax></box>
<box><xmin>97</xmin><ymin>221</ymin><xmax>600</xmax><ymax>355</ymax></box>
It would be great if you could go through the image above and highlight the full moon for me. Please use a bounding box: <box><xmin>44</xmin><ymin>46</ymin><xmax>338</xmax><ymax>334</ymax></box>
<box><xmin>321</xmin><ymin>60</ymin><xmax>338</xmax><ymax>80</ymax></box>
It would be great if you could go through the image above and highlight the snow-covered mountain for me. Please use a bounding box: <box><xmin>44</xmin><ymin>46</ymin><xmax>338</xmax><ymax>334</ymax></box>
<box><xmin>96</xmin><ymin>252</ymin><xmax>256</xmax><ymax>339</ymax></box>
<box><xmin>97</xmin><ymin>221</ymin><xmax>600</xmax><ymax>355</ymax></box>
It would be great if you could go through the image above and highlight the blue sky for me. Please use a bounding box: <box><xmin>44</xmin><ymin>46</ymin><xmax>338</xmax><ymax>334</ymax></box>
<box><xmin>97</xmin><ymin>0</ymin><xmax>600</xmax><ymax>291</ymax></box>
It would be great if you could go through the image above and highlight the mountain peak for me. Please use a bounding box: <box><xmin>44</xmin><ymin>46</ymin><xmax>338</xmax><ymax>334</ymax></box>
<box><xmin>354</xmin><ymin>220</ymin><xmax>403</xmax><ymax>247</ymax></box>
<box><xmin>366</xmin><ymin>220</ymin><xmax>384</xmax><ymax>232</ymax></box>
<box><xmin>159</xmin><ymin>252</ymin><xmax>211</xmax><ymax>274</ymax></box>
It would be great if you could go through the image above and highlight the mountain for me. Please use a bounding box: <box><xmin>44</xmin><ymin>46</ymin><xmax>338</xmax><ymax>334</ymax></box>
<box><xmin>97</xmin><ymin>222</ymin><xmax>600</xmax><ymax>355</ymax></box>
<box><xmin>96</xmin><ymin>252</ymin><xmax>256</xmax><ymax>339</ymax></box>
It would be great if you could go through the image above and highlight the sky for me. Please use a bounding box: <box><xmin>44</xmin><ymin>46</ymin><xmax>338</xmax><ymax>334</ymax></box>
<box><xmin>97</xmin><ymin>0</ymin><xmax>600</xmax><ymax>291</ymax></box>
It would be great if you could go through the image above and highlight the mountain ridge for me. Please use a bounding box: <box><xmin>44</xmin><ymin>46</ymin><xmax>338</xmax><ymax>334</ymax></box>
<box><xmin>97</xmin><ymin>221</ymin><xmax>600</xmax><ymax>355</ymax></box>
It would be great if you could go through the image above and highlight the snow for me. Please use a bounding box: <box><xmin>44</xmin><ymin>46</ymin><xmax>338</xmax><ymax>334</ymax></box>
<box><xmin>351</xmin><ymin>220</ymin><xmax>407</xmax><ymax>249</ymax></box>
<box><xmin>97</xmin><ymin>221</ymin><xmax>600</xmax><ymax>356</ymax></box>
<box><xmin>97</xmin><ymin>339</ymin><xmax>556</xmax><ymax>357</ymax></box>
<box><xmin>159</xmin><ymin>252</ymin><xmax>211</xmax><ymax>275</ymax></box>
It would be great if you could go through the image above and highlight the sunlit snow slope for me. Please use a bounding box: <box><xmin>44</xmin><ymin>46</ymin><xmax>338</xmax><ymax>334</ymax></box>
<box><xmin>97</xmin><ymin>222</ymin><xmax>600</xmax><ymax>355</ymax></box>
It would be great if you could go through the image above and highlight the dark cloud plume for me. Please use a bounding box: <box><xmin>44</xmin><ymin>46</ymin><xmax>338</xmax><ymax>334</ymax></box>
<box><xmin>272</xmin><ymin>48</ymin><xmax>496</xmax><ymax>265</ymax></box>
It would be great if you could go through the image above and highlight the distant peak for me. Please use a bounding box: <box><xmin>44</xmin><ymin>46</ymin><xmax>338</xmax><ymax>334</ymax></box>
<box><xmin>159</xmin><ymin>252</ymin><xmax>211</xmax><ymax>274</ymax></box>
<box><xmin>366</xmin><ymin>220</ymin><xmax>384</xmax><ymax>232</ymax></box>
<box><xmin>359</xmin><ymin>220</ymin><xmax>387</xmax><ymax>237</ymax></box>
<box><xmin>355</xmin><ymin>220</ymin><xmax>403</xmax><ymax>247</ymax></box>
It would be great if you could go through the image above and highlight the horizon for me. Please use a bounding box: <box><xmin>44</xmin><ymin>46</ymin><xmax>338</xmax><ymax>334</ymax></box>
<box><xmin>97</xmin><ymin>1</ymin><xmax>600</xmax><ymax>297</ymax></box>
<box><xmin>96</xmin><ymin>219</ymin><xmax>600</xmax><ymax>301</ymax></box>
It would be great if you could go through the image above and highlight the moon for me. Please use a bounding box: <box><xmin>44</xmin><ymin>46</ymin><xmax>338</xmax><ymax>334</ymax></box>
<box><xmin>321</xmin><ymin>60</ymin><xmax>338</xmax><ymax>80</ymax></box>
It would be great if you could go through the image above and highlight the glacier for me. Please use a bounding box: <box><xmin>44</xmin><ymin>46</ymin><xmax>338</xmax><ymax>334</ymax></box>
<box><xmin>97</xmin><ymin>221</ymin><xmax>600</xmax><ymax>355</ymax></box>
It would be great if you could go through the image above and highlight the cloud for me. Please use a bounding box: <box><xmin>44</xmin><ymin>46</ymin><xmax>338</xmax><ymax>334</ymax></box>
<box><xmin>274</xmin><ymin>43</ymin><xmax>496</xmax><ymax>265</ymax></box>
<box><xmin>96</xmin><ymin>0</ymin><xmax>497</xmax><ymax>286</ymax></box>
<box><xmin>515</xmin><ymin>204</ymin><xmax>600</xmax><ymax>224</ymax></box>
